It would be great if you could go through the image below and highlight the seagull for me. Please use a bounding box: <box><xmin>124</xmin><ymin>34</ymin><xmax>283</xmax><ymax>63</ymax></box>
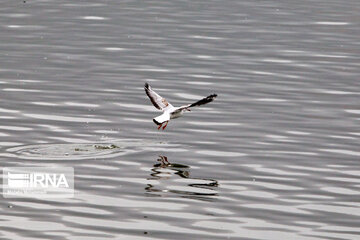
<box><xmin>144</xmin><ymin>82</ymin><xmax>217</xmax><ymax>130</ymax></box>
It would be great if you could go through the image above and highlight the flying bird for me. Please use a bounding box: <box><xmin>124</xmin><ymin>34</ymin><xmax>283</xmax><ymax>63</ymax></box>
<box><xmin>144</xmin><ymin>83</ymin><xmax>217</xmax><ymax>130</ymax></box>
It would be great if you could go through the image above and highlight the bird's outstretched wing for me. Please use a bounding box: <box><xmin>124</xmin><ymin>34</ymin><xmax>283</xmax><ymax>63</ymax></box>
<box><xmin>144</xmin><ymin>83</ymin><xmax>173</xmax><ymax>111</ymax></box>
<box><xmin>187</xmin><ymin>94</ymin><xmax>217</xmax><ymax>108</ymax></box>
<box><xmin>175</xmin><ymin>94</ymin><xmax>217</xmax><ymax>113</ymax></box>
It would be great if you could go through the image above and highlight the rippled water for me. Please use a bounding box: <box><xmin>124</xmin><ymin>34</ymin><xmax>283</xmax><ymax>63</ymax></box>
<box><xmin>1</xmin><ymin>0</ymin><xmax>360</xmax><ymax>239</ymax></box>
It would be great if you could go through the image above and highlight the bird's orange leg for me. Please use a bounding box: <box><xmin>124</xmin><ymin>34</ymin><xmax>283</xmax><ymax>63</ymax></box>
<box><xmin>162</xmin><ymin>121</ymin><xmax>168</xmax><ymax>130</ymax></box>
<box><xmin>158</xmin><ymin>123</ymin><xmax>163</xmax><ymax>130</ymax></box>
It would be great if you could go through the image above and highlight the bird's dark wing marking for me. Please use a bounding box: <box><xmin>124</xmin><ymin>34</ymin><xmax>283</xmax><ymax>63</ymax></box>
<box><xmin>188</xmin><ymin>94</ymin><xmax>217</xmax><ymax>108</ymax></box>
<box><xmin>175</xmin><ymin>94</ymin><xmax>217</xmax><ymax>113</ymax></box>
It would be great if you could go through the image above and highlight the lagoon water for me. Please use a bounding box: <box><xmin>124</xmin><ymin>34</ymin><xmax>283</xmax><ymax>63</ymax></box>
<box><xmin>1</xmin><ymin>0</ymin><xmax>360</xmax><ymax>239</ymax></box>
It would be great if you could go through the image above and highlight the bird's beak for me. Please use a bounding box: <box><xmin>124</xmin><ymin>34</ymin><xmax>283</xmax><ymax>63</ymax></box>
<box><xmin>187</xmin><ymin>109</ymin><xmax>191</xmax><ymax>112</ymax></box>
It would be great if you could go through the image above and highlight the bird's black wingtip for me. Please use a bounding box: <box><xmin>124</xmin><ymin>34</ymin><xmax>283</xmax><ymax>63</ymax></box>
<box><xmin>144</xmin><ymin>82</ymin><xmax>149</xmax><ymax>89</ymax></box>
<box><xmin>210</xmin><ymin>93</ymin><xmax>217</xmax><ymax>98</ymax></box>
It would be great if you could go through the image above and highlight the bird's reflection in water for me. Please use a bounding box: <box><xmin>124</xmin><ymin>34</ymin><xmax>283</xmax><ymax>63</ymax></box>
<box><xmin>145</xmin><ymin>155</ymin><xmax>218</xmax><ymax>201</ymax></box>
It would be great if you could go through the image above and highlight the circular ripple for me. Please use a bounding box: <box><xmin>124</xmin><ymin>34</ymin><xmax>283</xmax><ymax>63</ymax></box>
<box><xmin>6</xmin><ymin>139</ymin><xmax>183</xmax><ymax>160</ymax></box>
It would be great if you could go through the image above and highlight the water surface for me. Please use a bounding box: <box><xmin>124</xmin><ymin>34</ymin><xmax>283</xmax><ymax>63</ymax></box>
<box><xmin>1</xmin><ymin>0</ymin><xmax>360</xmax><ymax>239</ymax></box>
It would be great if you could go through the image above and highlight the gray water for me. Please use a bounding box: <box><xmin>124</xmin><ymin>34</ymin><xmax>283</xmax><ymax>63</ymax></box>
<box><xmin>1</xmin><ymin>0</ymin><xmax>360</xmax><ymax>239</ymax></box>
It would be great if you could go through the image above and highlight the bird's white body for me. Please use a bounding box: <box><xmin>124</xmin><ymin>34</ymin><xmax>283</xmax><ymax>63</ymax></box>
<box><xmin>144</xmin><ymin>83</ymin><xmax>217</xmax><ymax>130</ymax></box>
<box><xmin>153</xmin><ymin>107</ymin><xmax>185</xmax><ymax>124</ymax></box>
<box><xmin>153</xmin><ymin>112</ymin><xmax>171</xmax><ymax>124</ymax></box>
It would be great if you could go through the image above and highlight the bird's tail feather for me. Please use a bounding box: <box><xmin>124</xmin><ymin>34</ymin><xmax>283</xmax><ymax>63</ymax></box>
<box><xmin>153</xmin><ymin>114</ymin><xmax>170</xmax><ymax>125</ymax></box>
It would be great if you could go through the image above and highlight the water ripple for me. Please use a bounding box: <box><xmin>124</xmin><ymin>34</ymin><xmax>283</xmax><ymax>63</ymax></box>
<box><xmin>5</xmin><ymin>140</ymin><xmax>181</xmax><ymax>161</ymax></box>
<box><xmin>23</xmin><ymin>113</ymin><xmax>110</xmax><ymax>123</ymax></box>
